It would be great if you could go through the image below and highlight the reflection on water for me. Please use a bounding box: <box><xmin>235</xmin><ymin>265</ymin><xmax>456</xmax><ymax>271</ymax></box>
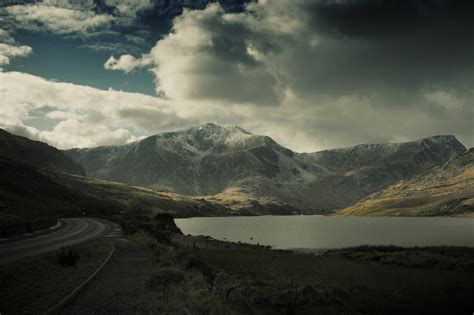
<box><xmin>176</xmin><ymin>215</ymin><xmax>474</xmax><ymax>250</ymax></box>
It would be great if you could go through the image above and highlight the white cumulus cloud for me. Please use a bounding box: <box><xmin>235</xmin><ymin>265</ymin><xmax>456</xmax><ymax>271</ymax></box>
<box><xmin>104</xmin><ymin>54</ymin><xmax>152</xmax><ymax>73</ymax></box>
<box><xmin>0</xmin><ymin>71</ymin><xmax>195</xmax><ymax>149</ymax></box>
<box><xmin>0</xmin><ymin>29</ymin><xmax>32</xmax><ymax>70</ymax></box>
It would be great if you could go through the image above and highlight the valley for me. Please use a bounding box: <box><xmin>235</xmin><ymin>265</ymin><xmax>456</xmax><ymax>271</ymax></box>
<box><xmin>1</xmin><ymin>125</ymin><xmax>473</xmax><ymax>314</ymax></box>
<box><xmin>1</xmin><ymin>124</ymin><xmax>473</xmax><ymax>226</ymax></box>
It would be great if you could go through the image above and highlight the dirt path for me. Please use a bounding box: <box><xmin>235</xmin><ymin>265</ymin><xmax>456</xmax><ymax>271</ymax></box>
<box><xmin>61</xmin><ymin>238</ymin><xmax>154</xmax><ymax>314</ymax></box>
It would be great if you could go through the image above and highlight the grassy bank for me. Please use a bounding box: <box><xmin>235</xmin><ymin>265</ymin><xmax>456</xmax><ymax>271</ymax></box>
<box><xmin>172</xmin><ymin>235</ymin><xmax>474</xmax><ymax>314</ymax></box>
<box><xmin>121</xmin><ymin>212</ymin><xmax>474</xmax><ymax>315</ymax></box>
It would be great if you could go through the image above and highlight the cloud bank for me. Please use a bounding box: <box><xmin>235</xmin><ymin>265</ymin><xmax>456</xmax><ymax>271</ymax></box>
<box><xmin>104</xmin><ymin>1</ymin><xmax>473</xmax><ymax>150</ymax></box>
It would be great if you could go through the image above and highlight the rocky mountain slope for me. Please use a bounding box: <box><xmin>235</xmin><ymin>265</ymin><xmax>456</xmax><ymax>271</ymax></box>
<box><xmin>65</xmin><ymin>123</ymin><xmax>467</xmax><ymax>212</ymax></box>
<box><xmin>0</xmin><ymin>129</ymin><xmax>85</xmax><ymax>176</ymax></box>
<box><xmin>337</xmin><ymin>148</ymin><xmax>474</xmax><ymax>216</ymax></box>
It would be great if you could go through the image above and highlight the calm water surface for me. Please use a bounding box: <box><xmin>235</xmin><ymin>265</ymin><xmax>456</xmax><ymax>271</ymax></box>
<box><xmin>175</xmin><ymin>215</ymin><xmax>474</xmax><ymax>250</ymax></box>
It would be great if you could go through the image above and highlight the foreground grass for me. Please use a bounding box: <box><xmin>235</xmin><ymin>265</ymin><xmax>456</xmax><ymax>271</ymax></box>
<box><xmin>174</xmin><ymin>234</ymin><xmax>474</xmax><ymax>314</ymax></box>
<box><xmin>0</xmin><ymin>239</ymin><xmax>112</xmax><ymax>314</ymax></box>
<box><xmin>129</xmin><ymin>231</ymin><xmax>233</xmax><ymax>314</ymax></box>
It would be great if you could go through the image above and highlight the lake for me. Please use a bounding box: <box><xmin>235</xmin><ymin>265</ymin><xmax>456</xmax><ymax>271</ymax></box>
<box><xmin>175</xmin><ymin>215</ymin><xmax>474</xmax><ymax>250</ymax></box>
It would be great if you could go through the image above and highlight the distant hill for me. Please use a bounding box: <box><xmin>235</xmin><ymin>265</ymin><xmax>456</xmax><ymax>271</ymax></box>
<box><xmin>65</xmin><ymin>123</ymin><xmax>467</xmax><ymax>212</ymax></box>
<box><xmin>337</xmin><ymin>148</ymin><xmax>474</xmax><ymax>216</ymax></box>
<box><xmin>0</xmin><ymin>129</ymin><xmax>85</xmax><ymax>176</ymax></box>
<box><xmin>0</xmin><ymin>157</ymin><xmax>235</xmax><ymax>224</ymax></box>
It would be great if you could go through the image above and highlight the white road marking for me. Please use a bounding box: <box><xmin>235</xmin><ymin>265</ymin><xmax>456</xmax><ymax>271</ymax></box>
<box><xmin>0</xmin><ymin>218</ymin><xmax>118</xmax><ymax>264</ymax></box>
<box><xmin>49</xmin><ymin>220</ymin><xmax>63</xmax><ymax>230</ymax></box>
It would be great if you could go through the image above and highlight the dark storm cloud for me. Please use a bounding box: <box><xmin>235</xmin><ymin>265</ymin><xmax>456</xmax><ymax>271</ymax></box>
<box><xmin>282</xmin><ymin>0</ymin><xmax>474</xmax><ymax>98</ymax></box>
<box><xmin>307</xmin><ymin>0</ymin><xmax>474</xmax><ymax>38</ymax></box>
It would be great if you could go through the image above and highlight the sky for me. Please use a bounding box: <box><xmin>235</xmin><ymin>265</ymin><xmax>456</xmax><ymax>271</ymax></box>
<box><xmin>0</xmin><ymin>0</ymin><xmax>472</xmax><ymax>152</ymax></box>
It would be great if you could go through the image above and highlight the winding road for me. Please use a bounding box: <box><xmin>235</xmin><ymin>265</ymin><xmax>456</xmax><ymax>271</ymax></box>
<box><xmin>0</xmin><ymin>218</ymin><xmax>121</xmax><ymax>265</ymax></box>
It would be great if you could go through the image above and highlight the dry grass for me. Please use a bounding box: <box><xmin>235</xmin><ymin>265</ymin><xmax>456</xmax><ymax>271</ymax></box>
<box><xmin>130</xmin><ymin>231</ymin><xmax>233</xmax><ymax>314</ymax></box>
<box><xmin>140</xmin><ymin>270</ymin><xmax>233</xmax><ymax>315</ymax></box>
<box><xmin>339</xmin><ymin>180</ymin><xmax>474</xmax><ymax>217</ymax></box>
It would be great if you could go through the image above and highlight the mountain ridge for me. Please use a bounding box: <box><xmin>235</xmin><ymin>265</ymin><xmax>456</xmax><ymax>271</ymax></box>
<box><xmin>64</xmin><ymin>123</ymin><xmax>467</xmax><ymax>212</ymax></box>
<box><xmin>337</xmin><ymin>148</ymin><xmax>474</xmax><ymax>216</ymax></box>
<box><xmin>0</xmin><ymin>129</ymin><xmax>240</xmax><ymax>223</ymax></box>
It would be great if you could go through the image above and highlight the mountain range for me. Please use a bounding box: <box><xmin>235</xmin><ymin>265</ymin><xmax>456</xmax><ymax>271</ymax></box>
<box><xmin>65</xmin><ymin>123</ymin><xmax>467</xmax><ymax>213</ymax></box>
<box><xmin>1</xmin><ymin>124</ymin><xmax>472</xmax><ymax>223</ymax></box>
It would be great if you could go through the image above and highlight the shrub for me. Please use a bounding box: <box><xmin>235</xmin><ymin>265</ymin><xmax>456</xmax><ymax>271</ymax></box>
<box><xmin>56</xmin><ymin>247</ymin><xmax>80</xmax><ymax>266</ymax></box>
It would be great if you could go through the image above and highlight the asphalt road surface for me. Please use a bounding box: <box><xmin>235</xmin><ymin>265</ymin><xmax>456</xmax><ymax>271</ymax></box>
<box><xmin>0</xmin><ymin>218</ymin><xmax>121</xmax><ymax>264</ymax></box>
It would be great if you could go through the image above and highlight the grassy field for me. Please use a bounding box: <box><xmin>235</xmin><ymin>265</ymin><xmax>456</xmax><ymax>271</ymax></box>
<box><xmin>0</xmin><ymin>239</ymin><xmax>112</xmax><ymax>313</ymax></box>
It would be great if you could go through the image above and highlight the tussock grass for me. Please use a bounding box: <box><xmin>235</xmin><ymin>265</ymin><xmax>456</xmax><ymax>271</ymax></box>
<box><xmin>130</xmin><ymin>230</ymin><xmax>232</xmax><ymax>314</ymax></box>
<box><xmin>145</xmin><ymin>270</ymin><xmax>232</xmax><ymax>315</ymax></box>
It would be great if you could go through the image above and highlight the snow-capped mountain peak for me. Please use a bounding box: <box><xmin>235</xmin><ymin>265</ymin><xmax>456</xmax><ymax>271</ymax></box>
<box><xmin>64</xmin><ymin>126</ymin><xmax>466</xmax><ymax>212</ymax></box>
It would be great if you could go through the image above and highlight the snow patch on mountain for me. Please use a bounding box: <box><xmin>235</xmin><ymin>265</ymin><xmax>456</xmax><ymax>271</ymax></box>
<box><xmin>64</xmin><ymin>124</ymin><xmax>467</xmax><ymax>212</ymax></box>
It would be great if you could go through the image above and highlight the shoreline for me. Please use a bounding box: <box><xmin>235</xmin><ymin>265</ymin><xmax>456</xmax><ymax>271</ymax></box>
<box><xmin>175</xmin><ymin>212</ymin><xmax>474</xmax><ymax>219</ymax></box>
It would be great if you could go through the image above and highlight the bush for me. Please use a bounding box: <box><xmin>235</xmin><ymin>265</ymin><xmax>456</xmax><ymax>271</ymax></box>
<box><xmin>153</xmin><ymin>270</ymin><xmax>232</xmax><ymax>314</ymax></box>
<box><xmin>129</xmin><ymin>230</ymin><xmax>159</xmax><ymax>249</ymax></box>
<box><xmin>56</xmin><ymin>247</ymin><xmax>80</xmax><ymax>266</ymax></box>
